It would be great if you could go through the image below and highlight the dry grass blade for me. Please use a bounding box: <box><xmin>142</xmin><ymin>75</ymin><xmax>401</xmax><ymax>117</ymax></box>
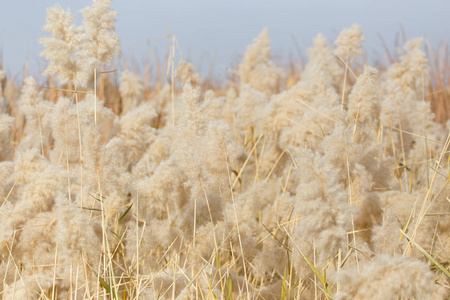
<box><xmin>283</xmin><ymin>227</ymin><xmax>334</xmax><ymax>299</ymax></box>
<box><xmin>400</xmin><ymin>229</ymin><xmax>450</xmax><ymax>278</ymax></box>
<box><xmin>93</xmin><ymin>270</ymin><xmax>124</xmax><ymax>300</ymax></box>
<box><xmin>119</xmin><ymin>202</ymin><xmax>133</xmax><ymax>221</ymax></box>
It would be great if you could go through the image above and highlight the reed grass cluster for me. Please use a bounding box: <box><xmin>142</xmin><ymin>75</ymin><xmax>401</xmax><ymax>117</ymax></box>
<box><xmin>0</xmin><ymin>1</ymin><xmax>449</xmax><ymax>299</ymax></box>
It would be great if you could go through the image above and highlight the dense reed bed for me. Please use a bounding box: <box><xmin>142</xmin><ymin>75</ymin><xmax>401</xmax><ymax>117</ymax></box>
<box><xmin>0</xmin><ymin>1</ymin><xmax>449</xmax><ymax>299</ymax></box>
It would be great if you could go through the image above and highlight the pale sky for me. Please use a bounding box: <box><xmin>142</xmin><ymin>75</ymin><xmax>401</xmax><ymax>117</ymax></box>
<box><xmin>0</xmin><ymin>0</ymin><xmax>449</xmax><ymax>80</ymax></box>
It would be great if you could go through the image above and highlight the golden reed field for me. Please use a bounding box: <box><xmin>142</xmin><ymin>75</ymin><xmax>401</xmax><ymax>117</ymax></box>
<box><xmin>0</xmin><ymin>0</ymin><xmax>449</xmax><ymax>299</ymax></box>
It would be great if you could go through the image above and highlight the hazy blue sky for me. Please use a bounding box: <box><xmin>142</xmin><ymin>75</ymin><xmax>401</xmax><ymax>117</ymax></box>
<box><xmin>0</xmin><ymin>0</ymin><xmax>449</xmax><ymax>80</ymax></box>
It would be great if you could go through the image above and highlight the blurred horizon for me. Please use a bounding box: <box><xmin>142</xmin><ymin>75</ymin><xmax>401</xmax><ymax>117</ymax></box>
<box><xmin>0</xmin><ymin>0</ymin><xmax>449</xmax><ymax>81</ymax></box>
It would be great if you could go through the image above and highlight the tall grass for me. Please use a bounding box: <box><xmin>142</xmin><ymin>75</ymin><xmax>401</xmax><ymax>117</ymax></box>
<box><xmin>0</xmin><ymin>1</ymin><xmax>449</xmax><ymax>299</ymax></box>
